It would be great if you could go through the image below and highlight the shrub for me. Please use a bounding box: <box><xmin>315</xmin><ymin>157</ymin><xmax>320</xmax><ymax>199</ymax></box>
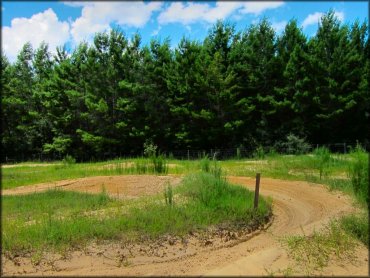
<box><xmin>275</xmin><ymin>134</ymin><xmax>311</xmax><ymax>154</ymax></box>
<box><xmin>143</xmin><ymin>140</ymin><xmax>157</xmax><ymax>157</ymax></box>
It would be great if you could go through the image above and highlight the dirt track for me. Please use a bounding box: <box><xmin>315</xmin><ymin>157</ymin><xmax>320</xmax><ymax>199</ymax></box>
<box><xmin>2</xmin><ymin>175</ymin><xmax>369</xmax><ymax>276</ymax></box>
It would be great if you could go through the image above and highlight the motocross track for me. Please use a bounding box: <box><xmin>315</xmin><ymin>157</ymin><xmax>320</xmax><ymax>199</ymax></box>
<box><xmin>2</xmin><ymin>176</ymin><xmax>369</xmax><ymax>276</ymax></box>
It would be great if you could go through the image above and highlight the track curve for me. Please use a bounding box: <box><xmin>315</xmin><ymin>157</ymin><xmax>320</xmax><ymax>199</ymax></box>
<box><xmin>2</xmin><ymin>176</ymin><xmax>368</xmax><ymax>276</ymax></box>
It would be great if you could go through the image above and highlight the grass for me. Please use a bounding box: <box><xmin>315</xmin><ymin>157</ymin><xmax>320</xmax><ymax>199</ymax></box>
<box><xmin>339</xmin><ymin>212</ymin><xmax>369</xmax><ymax>246</ymax></box>
<box><xmin>2</xmin><ymin>148</ymin><xmax>368</xmax><ymax>250</ymax></box>
<box><xmin>2</xmin><ymin>166</ymin><xmax>272</xmax><ymax>256</ymax></box>
<box><xmin>281</xmin><ymin>220</ymin><xmax>358</xmax><ymax>275</ymax></box>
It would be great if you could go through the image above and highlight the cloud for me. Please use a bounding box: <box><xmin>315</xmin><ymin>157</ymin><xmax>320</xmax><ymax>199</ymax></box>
<box><xmin>62</xmin><ymin>1</ymin><xmax>92</xmax><ymax>8</ymax></box>
<box><xmin>2</xmin><ymin>8</ymin><xmax>70</xmax><ymax>62</ymax></box>
<box><xmin>302</xmin><ymin>11</ymin><xmax>344</xmax><ymax>29</ymax></box>
<box><xmin>158</xmin><ymin>1</ymin><xmax>284</xmax><ymax>25</ymax></box>
<box><xmin>70</xmin><ymin>2</ymin><xmax>163</xmax><ymax>43</ymax></box>
<box><xmin>272</xmin><ymin>20</ymin><xmax>287</xmax><ymax>33</ymax></box>
<box><xmin>239</xmin><ymin>2</ymin><xmax>285</xmax><ymax>15</ymax></box>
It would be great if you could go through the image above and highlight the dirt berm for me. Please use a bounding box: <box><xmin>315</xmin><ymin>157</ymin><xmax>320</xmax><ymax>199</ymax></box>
<box><xmin>2</xmin><ymin>175</ymin><xmax>368</xmax><ymax>276</ymax></box>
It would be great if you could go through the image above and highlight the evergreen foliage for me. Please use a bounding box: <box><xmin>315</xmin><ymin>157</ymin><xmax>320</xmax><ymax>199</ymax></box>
<box><xmin>2</xmin><ymin>13</ymin><xmax>369</xmax><ymax>161</ymax></box>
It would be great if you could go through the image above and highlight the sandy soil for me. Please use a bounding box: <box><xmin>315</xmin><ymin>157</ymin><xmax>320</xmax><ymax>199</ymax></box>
<box><xmin>2</xmin><ymin>163</ymin><xmax>62</xmax><ymax>168</ymax></box>
<box><xmin>2</xmin><ymin>175</ymin><xmax>182</xmax><ymax>199</ymax></box>
<box><xmin>2</xmin><ymin>176</ymin><xmax>368</xmax><ymax>276</ymax></box>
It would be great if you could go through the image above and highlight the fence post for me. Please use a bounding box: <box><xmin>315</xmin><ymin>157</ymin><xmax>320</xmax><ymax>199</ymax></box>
<box><xmin>187</xmin><ymin>149</ymin><xmax>190</xmax><ymax>160</ymax></box>
<box><xmin>254</xmin><ymin>173</ymin><xmax>261</xmax><ymax>209</ymax></box>
<box><xmin>344</xmin><ymin>143</ymin><xmax>346</xmax><ymax>154</ymax></box>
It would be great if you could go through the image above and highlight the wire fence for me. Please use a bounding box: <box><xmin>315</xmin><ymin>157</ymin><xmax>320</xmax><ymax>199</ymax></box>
<box><xmin>3</xmin><ymin>142</ymin><xmax>368</xmax><ymax>164</ymax></box>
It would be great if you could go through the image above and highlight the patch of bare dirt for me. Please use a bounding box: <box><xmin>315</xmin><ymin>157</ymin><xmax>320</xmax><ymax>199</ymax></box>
<box><xmin>93</xmin><ymin>163</ymin><xmax>179</xmax><ymax>171</ymax></box>
<box><xmin>2</xmin><ymin>176</ymin><xmax>368</xmax><ymax>276</ymax></box>
<box><xmin>2</xmin><ymin>175</ymin><xmax>182</xmax><ymax>199</ymax></box>
<box><xmin>2</xmin><ymin>163</ymin><xmax>61</xmax><ymax>168</ymax></box>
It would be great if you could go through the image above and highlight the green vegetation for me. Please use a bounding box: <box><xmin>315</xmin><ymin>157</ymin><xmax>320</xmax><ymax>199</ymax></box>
<box><xmin>339</xmin><ymin>212</ymin><xmax>369</xmax><ymax>246</ymax></box>
<box><xmin>2</xmin><ymin>147</ymin><xmax>368</xmax><ymax>252</ymax></box>
<box><xmin>2</xmin><ymin>11</ymin><xmax>368</xmax><ymax>162</ymax></box>
<box><xmin>2</xmin><ymin>164</ymin><xmax>271</xmax><ymax>256</ymax></box>
<box><xmin>282</xmin><ymin>220</ymin><xmax>358</xmax><ymax>275</ymax></box>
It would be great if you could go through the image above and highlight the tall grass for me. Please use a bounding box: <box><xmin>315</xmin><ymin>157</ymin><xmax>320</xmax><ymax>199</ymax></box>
<box><xmin>313</xmin><ymin>147</ymin><xmax>331</xmax><ymax>180</ymax></box>
<box><xmin>348</xmin><ymin>144</ymin><xmax>369</xmax><ymax>206</ymax></box>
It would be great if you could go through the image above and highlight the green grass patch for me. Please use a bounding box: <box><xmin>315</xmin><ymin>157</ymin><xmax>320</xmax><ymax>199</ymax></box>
<box><xmin>339</xmin><ymin>213</ymin><xmax>369</xmax><ymax>246</ymax></box>
<box><xmin>2</xmin><ymin>170</ymin><xmax>271</xmax><ymax>256</ymax></box>
<box><xmin>282</xmin><ymin>220</ymin><xmax>358</xmax><ymax>275</ymax></box>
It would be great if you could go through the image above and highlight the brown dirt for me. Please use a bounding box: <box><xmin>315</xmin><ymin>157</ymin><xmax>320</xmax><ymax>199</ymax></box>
<box><xmin>2</xmin><ymin>163</ymin><xmax>61</xmax><ymax>168</ymax></box>
<box><xmin>2</xmin><ymin>175</ymin><xmax>182</xmax><ymax>199</ymax></box>
<box><xmin>2</xmin><ymin>176</ymin><xmax>368</xmax><ymax>276</ymax></box>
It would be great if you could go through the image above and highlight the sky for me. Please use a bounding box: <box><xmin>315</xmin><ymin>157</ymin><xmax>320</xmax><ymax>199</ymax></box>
<box><xmin>2</xmin><ymin>1</ymin><xmax>369</xmax><ymax>62</ymax></box>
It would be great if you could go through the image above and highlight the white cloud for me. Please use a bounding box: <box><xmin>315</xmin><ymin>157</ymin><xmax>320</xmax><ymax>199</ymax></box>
<box><xmin>2</xmin><ymin>8</ymin><xmax>70</xmax><ymax>62</ymax></box>
<box><xmin>334</xmin><ymin>11</ymin><xmax>345</xmax><ymax>21</ymax></box>
<box><xmin>158</xmin><ymin>1</ymin><xmax>284</xmax><ymax>25</ymax></box>
<box><xmin>62</xmin><ymin>2</ymin><xmax>92</xmax><ymax>8</ymax></box>
<box><xmin>158</xmin><ymin>2</ymin><xmax>213</xmax><ymax>25</ymax></box>
<box><xmin>302</xmin><ymin>12</ymin><xmax>323</xmax><ymax>29</ymax></box>
<box><xmin>70</xmin><ymin>2</ymin><xmax>163</xmax><ymax>43</ymax></box>
<box><xmin>302</xmin><ymin>11</ymin><xmax>344</xmax><ymax>29</ymax></box>
<box><xmin>239</xmin><ymin>2</ymin><xmax>285</xmax><ymax>15</ymax></box>
<box><xmin>272</xmin><ymin>20</ymin><xmax>287</xmax><ymax>33</ymax></box>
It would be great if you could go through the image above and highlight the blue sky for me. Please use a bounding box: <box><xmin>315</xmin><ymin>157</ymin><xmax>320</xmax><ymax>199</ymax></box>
<box><xmin>2</xmin><ymin>1</ymin><xmax>369</xmax><ymax>62</ymax></box>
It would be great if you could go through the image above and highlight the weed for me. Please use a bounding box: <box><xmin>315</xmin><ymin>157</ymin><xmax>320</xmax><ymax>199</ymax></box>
<box><xmin>340</xmin><ymin>213</ymin><xmax>368</xmax><ymax>246</ymax></box>
<box><xmin>151</xmin><ymin>154</ymin><xmax>168</xmax><ymax>174</ymax></box>
<box><xmin>348</xmin><ymin>144</ymin><xmax>369</xmax><ymax>206</ymax></box>
<box><xmin>313</xmin><ymin>147</ymin><xmax>331</xmax><ymax>179</ymax></box>
<box><xmin>135</xmin><ymin>159</ymin><xmax>149</xmax><ymax>174</ymax></box>
<box><xmin>254</xmin><ymin>146</ymin><xmax>265</xmax><ymax>159</ymax></box>
<box><xmin>199</xmin><ymin>155</ymin><xmax>210</xmax><ymax>172</ymax></box>
<box><xmin>236</xmin><ymin>147</ymin><xmax>241</xmax><ymax>160</ymax></box>
<box><xmin>62</xmin><ymin>155</ymin><xmax>76</xmax><ymax>166</ymax></box>
<box><xmin>282</xmin><ymin>220</ymin><xmax>357</xmax><ymax>275</ymax></box>
<box><xmin>164</xmin><ymin>182</ymin><xmax>174</xmax><ymax>206</ymax></box>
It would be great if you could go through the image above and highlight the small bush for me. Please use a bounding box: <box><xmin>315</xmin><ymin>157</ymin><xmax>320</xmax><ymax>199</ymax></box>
<box><xmin>143</xmin><ymin>140</ymin><xmax>157</xmax><ymax>157</ymax></box>
<box><xmin>275</xmin><ymin>134</ymin><xmax>311</xmax><ymax>154</ymax></box>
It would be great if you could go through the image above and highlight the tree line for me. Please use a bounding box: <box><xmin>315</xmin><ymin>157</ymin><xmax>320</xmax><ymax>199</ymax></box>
<box><xmin>2</xmin><ymin>11</ymin><xmax>369</xmax><ymax>161</ymax></box>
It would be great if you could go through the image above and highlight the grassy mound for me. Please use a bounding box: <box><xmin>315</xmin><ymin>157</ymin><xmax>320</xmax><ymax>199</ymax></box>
<box><xmin>2</xmin><ymin>169</ymin><xmax>271</xmax><ymax>255</ymax></box>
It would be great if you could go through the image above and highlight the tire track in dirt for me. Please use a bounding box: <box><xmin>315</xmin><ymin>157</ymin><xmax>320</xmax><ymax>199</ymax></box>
<box><xmin>2</xmin><ymin>176</ymin><xmax>368</xmax><ymax>276</ymax></box>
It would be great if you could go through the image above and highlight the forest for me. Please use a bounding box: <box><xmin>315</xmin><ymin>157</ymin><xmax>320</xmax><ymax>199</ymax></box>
<box><xmin>1</xmin><ymin>11</ymin><xmax>369</xmax><ymax>161</ymax></box>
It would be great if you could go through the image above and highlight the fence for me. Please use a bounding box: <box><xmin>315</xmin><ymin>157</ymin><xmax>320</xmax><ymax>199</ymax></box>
<box><xmin>3</xmin><ymin>142</ymin><xmax>368</xmax><ymax>164</ymax></box>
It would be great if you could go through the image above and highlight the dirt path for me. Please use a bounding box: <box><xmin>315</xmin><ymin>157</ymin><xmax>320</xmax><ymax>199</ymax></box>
<box><xmin>2</xmin><ymin>175</ymin><xmax>182</xmax><ymax>199</ymax></box>
<box><xmin>2</xmin><ymin>176</ymin><xmax>368</xmax><ymax>276</ymax></box>
<box><xmin>2</xmin><ymin>163</ymin><xmax>62</xmax><ymax>168</ymax></box>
